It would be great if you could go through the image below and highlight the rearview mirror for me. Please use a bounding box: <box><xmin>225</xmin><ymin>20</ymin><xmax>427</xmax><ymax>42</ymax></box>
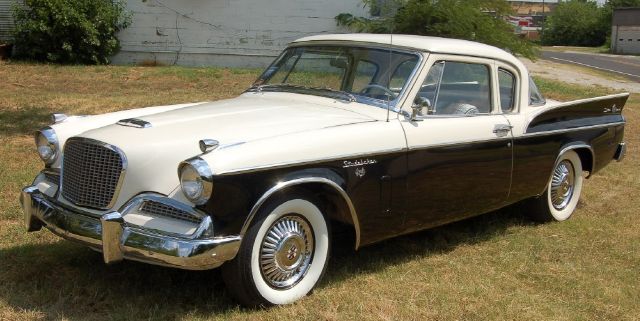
<box><xmin>411</xmin><ymin>97</ymin><xmax>432</xmax><ymax>121</ymax></box>
<box><xmin>330</xmin><ymin>58</ymin><xmax>348</xmax><ymax>69</ymax></box>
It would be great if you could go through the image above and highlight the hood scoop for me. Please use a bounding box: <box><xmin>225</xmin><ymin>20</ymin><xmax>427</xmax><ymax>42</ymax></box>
<box><xmin>117</xmin><ymin>118</ymin><xmax>152</xmax><ymax>128</ymax></box>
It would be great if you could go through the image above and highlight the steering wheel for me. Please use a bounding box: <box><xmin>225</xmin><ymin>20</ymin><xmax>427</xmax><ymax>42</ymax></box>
<box><xmin>359</xmin><ymin>84</ymin><xmax>396</xmax><ymax>98</ymax></box>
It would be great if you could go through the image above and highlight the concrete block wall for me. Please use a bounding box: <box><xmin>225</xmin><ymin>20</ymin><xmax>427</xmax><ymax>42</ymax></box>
<box><xmin>611</xmin><ymin>26</ymin><xmax>640</xmax><ymax>55</ymax></box>
<box><xmin>111</xmin><ymin>0</ymin><xmax>368</xmax><ymax>67</ymax></box>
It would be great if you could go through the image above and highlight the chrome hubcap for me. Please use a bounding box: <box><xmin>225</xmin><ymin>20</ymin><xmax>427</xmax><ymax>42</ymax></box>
<box><xmin>259</xmin><ymin>215</ymin><xmax>314</xmax><ymax>289</ymax></box>
<box><xmin>550</xmin><ymin>160</ymin><xmax>575</xmax><ymax>210</ymax></box>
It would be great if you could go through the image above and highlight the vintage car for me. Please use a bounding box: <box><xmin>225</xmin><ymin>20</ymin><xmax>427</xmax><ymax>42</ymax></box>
<box><xmin>21</xmin><ymin>34</ymin><xmax>627</xmax><ymax>306</ymax></box>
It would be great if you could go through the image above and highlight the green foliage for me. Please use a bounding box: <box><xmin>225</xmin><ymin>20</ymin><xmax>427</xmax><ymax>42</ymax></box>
<box><xmin>12</xmin><ymin>0</ymin><xmax>132</xmax><ymax>64</ymax></box>
<box><xmin>542</xmin><ymin>0</ymin><xmax>606</xmax><ymax>46</ymax></box>
<box><xmin>543</xmin><ymin>0</ymin><xmax>640</xmax><ymax>47</ymax></box>
<box><xmin>336</xmin><ymin>0</ymin><xmax>538</xmax><ymax>59</ymax></box>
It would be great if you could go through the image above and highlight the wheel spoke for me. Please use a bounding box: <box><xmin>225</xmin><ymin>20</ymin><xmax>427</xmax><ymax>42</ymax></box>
<box><xmin>550</xmin><ymin>160</ymin><xmax>575</xmax><ymax>210</ymax></box>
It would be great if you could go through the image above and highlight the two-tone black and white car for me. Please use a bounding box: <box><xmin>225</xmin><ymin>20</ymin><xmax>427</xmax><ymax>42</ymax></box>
<box><xmin>21</xmin><ymin>34</ymin><xmax>627</xmax><ymax>306</ymax></box>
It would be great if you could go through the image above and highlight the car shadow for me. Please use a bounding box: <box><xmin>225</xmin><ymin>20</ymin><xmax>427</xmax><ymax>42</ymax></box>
<box><xmin>0</xmin><ymin>107</ymin><xmax>54</xmax><ymax>137</ymax></box>
<box><xmin>0</xmin><ymin>205</ymin><xmax>535</xmax><ymax>319</ymax></box>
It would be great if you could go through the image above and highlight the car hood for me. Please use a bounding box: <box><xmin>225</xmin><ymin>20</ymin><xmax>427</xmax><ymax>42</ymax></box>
<box><xmin>76</xmin><ymin>93</ymin><xmax>376</xmax><ymax>205</ymax></box>
<box><xmin>82</xmin><ymin>93</ymin><xmax>375</xmax><ymax>147</ymax></box>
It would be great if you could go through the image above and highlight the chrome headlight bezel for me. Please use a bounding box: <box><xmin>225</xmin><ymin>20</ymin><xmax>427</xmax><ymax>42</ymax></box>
<box><xmin>35</xmin><ymin>127</ymin><xmax>59</xmax><ymax>166</ymax></box>
<box><xmin>178</xmin><ymin>157</ymin><xmax>213</xmax><ymax>206</ymax></box>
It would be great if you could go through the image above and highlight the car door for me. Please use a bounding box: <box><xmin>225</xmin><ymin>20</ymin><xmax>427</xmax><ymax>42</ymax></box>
<box><xmin>400</xmin><ymin>56</ymin><xmax>513</xmax><ymax>231</ymax></box>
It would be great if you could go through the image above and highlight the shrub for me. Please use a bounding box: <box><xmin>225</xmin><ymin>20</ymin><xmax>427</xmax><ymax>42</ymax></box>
<box><xmin>336</xmin><ymin>0</ymin><xmax>538</xmax><ymax>59</ymax></box>
<box><xmin>12</xmin><ymin>0</ymin><xmax>131</xmax><ymax>64</ymax></box>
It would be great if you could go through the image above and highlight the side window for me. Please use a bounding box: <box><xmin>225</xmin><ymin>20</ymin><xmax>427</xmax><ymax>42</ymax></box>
<box><xmin>498</xmin><ymin>68</ymin><xmax>516</xmax><ymax>113</ymax></box>
<box><xmin>417</xmin><ymin>61</ymin><xmax>492</xmax><ymax>115</ymax></box>
<box><xmin>529</xmin><ymin>75</ymin><xmax>546</xmax><ymax>106</ymax></box>
<box><xmin>351</xmin><ymin>60</ymin><xmax>378</xmax><ymax>92</ymax></box>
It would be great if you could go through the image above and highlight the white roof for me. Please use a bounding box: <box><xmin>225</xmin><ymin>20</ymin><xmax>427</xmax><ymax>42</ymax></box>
<box><xmin>293</xmin><ymin>33</ymin><xmax>524</xmax><ymax>68</ymax></box>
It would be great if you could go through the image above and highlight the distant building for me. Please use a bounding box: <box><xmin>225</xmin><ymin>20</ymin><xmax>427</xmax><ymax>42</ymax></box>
<box><xmin>506</xmin><ymin>0</ymin><xmax>559</xmax><ymax>40</ymax></box>
<box><xmin>611</xmin><ymin>8</ymin><xmax>640</xmax><ymax>55</ymax></box>
<box><xmin>507</xmin><ymin>0</ymin><xmax>558</xmax><ymax>15</ymax></box>
<box><xmin>0</xmin><ymin>0</ymin><xmax>366</xmax><ymax>67</ymax></box>
<box><xmin>112</xmin><ymin>0</ymin><xmax>366</xmax><ymax>67</ymax></box>
<box><xmin>0</xmin><ymin>0</ymin><xmax>17</xmax><ymax>42</ymax></box>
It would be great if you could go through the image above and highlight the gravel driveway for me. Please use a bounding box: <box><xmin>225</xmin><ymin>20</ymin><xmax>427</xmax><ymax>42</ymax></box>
<box><xmin>521</xmin><ymin>56</ymin><xmax>640</xmax><ymax>94</ymax></box>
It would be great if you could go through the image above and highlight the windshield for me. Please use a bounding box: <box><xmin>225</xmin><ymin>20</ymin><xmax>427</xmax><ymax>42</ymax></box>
<box><xmin>249</xmin><ymin>45</ymin><xmax>421</xmax><ymax>110</ymax></box>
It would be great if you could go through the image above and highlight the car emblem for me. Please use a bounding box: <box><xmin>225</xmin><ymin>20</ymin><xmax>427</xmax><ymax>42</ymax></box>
<box><xmin>343</xmin><ymin>158</ymin><xmax>377</xmax><ymax>168</ymax></box>
<box><xmin>604</xmin><ymin>104</ymin><xmax>619</xmax><ymax>113</ymax></box>
<box><xmin>355</xmin><ymin>167</ymin><xmax>366</xmax><ymax>178</ymax></box>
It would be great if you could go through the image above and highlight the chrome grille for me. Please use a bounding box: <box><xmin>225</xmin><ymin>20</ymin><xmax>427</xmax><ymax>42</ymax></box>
<box><xmin>140</xmin><ymin>200</ymin><xmax>202</xmax><ymax>223</ymax></box>
<box><xmin>62</xmin><ymin>138</ymin><xmax>125</xmax><ymax>209</ymax></box>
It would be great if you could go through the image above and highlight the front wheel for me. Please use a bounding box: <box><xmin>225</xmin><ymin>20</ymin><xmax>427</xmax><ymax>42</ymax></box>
<box><xmin>222</xmin><ymin>194</ymin><xmax>330</xmax><ymax>307</ymax></box>
<box><xmin>527</xmin><ymin>150</ymin><xmax>584</xmax><ymax>222</ymax></box>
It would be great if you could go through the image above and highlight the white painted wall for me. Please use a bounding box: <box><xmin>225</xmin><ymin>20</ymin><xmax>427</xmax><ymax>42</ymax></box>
<box><xmin>112</xmin><ymin>0</ymin><xmax>368</xmax><ymax>67</ymax></box>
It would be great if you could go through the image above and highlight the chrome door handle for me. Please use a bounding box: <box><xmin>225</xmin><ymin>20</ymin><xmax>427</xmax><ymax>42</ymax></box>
<box><xmin>493</xmin><ymin>124</ymin><xmax>513</xmax><ymax>133</ymax></box>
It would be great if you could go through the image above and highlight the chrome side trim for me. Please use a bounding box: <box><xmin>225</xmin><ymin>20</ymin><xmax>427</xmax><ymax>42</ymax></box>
<box><xmin>522</xmin><ymin>121</ymin><xmax>626</xmax><ymax>138</ymax></box>
<box><xmin>408</xmin><ymin>137</ymin><xmax>512</xmax><ymax>151</ymax></box>
<box><xmin>116</xmin><ymin>118</ymin><xmax>152</xmax><ymax>128</ymax></box>
<box><xmin>217</xmin><ymin>147</ymin><xmax>406</xmax><ymax>176</ymax></box>
<box><xmin>242</xmin><ymin>177</ymin><xmax>361</xmax><ymax>250</ymax></box>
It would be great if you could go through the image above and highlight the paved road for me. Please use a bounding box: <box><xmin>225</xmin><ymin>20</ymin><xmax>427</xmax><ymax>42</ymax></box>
<box><xmin>541</xmin><ymin>50</ymin><xmax>640</xmax><ymax>81</ymax></box>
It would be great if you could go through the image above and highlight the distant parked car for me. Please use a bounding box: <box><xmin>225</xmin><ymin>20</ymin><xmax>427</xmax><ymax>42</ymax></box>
<box><xmin>21</xmin><ymin>34</ymin><xmax>627</xmax><ymax>306</ymax></box>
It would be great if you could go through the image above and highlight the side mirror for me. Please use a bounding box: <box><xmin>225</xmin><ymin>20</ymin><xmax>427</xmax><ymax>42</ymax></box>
<box><xmin>411</xmin><ymin>97</ymin><xmax>432</xmax><ymax>121</ymax></box>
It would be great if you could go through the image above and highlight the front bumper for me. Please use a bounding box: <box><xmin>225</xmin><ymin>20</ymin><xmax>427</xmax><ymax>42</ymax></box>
<box><xmin>614</xmin><ymin>142</ymin><xmax>626</xmax><ymax>162</ymax></box>
<box><xmin>20</xmin><ymin>186</ymin><xmax>240</xmax><ymax>270</ymax></box>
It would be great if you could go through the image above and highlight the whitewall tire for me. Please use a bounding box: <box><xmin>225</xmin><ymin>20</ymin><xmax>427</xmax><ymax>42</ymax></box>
<box><xmin>222</xmin><ymin>193</ymin><xmax>330</xmax><ymax>307</ymax></box>
<box><xmin>528</xmin><ymin>150</ymin><xmax>584</xmax><ymax>222</ymax></box>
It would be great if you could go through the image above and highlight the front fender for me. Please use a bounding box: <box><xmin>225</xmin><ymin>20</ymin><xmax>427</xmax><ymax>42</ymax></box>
<box><xmin>203</xmin><ymin>167</ymin><xmax>362</xmax><ymax>248</ymax></box>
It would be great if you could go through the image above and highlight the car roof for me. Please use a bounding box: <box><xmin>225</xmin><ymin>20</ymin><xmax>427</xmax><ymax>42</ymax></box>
<box><xmin>293</xmin><ymin>33</ymin><xmax>524</xmax><ymax>68</ymax></box>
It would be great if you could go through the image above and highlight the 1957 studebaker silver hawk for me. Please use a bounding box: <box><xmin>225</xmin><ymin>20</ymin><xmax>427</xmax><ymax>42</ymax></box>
<box><xmin>21</xmin><ymin>34</ymin><xmax>627</xmax><ymax>306</ymax></box>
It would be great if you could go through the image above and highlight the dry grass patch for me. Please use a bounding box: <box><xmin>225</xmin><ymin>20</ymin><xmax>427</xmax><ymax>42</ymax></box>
<box><xmin>0</xmin><ymin>62</ymin><xmax>638</xmax><ymax>320</ymax></box>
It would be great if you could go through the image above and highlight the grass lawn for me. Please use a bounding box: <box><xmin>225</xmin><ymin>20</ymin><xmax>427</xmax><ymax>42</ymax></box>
<box><xmin>541</xmin><ymin>46</ymin><xmax>611</xmax><ymax>54</ymax></box>
<box><xmin>0</xmin><ymin>62</ymin><xmax>638</xmax><ymax>321</ymax></box>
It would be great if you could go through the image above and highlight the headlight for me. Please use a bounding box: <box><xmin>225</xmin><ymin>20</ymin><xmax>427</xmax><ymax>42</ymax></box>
<box><xmin>35</xmin><ymin>127</ymin><xmax>59</xmax><ymax>165</ymax></box>
<box><xmin>178</xmin><ymin>157</ymin><xmax>213</xmax><ymax>205</ymax></box>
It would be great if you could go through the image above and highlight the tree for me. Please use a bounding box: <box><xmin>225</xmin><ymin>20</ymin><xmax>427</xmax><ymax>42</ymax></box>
<box><xmin>542</xmin><ymin>0</ymin><xmax>640</xmax><ymax>47</ymax></box>
<box><xmin>336</xmin><ymin>0</ymin><xmax>538</xmax><ymax>59</ymax></box>
<box><xmin>542</xmin><ymin>0</ymin><xmax>607</xmax><ymax>46</ymax></box>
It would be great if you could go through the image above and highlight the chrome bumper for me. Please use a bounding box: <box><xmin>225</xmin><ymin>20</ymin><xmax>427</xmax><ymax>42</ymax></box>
<box><xmin>614</xmin><ymin>142</ymin><xmax>626</xmax><ymax>162</ymax></box>
<box><xmin>20</xmin><ymin>186</ymin><xmax>240</xmax><ymax>270</ymax></box>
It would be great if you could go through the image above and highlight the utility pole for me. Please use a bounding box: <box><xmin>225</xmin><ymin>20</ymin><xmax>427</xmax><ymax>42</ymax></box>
<box><xmin>541</xmin><ymin>0</ymin><xmax>546</xmax><ymax>39</ymax></box>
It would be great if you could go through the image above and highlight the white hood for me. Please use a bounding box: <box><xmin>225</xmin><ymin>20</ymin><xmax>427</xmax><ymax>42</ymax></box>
<box><xmin>73</xmin><ymin>92</ymin><xmax>377</xmax><ymax>207</ymax></box>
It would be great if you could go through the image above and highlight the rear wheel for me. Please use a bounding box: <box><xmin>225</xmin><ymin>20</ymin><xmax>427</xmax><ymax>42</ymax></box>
<box><xmin>527</xmin><ymin>150</ymin><xmax>584</xmax><ymax>222</ymax></box>
<box><xmin>222</xmin><ymin>193</ymin><xmax>330</xmax><ymax>307</ymax></box>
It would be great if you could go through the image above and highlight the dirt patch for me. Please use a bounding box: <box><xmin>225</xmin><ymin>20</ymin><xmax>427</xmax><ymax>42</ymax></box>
<box><xmin>521</xmin><ymin>58</ymin><xmax>640</xmax><ymax>94</ymax></box>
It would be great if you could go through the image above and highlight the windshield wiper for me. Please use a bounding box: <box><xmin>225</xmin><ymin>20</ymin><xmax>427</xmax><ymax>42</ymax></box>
<box><xmin>249</xmin><ymin>83</ymin><xmax>356</xmax><ymax>103</ymax></box>
<box><xmin>312</xmin><ymin>86</ymin><xmax>357</xmax><ymax>102</ymax></box>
